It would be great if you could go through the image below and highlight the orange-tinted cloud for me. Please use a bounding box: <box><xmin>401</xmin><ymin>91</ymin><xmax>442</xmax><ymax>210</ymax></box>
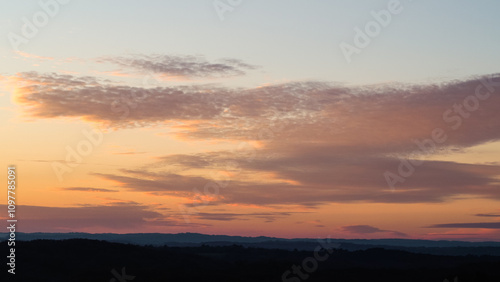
<box><xmin>427</xmin><ymin>222</ymin><xmax>500</xmax><ymax>229</ymax></box>
<box><xmin>341</xmin><ymin>225</ymin><xmax>407</xmax><ymax>237</ymax></box>
<box><xmin>194</xmin><ymin>212</ymin><xmax>294</xmax><ymax>222</ymax></box>
<box><xmin>10</xmin><ymin>72</ymin><xmax>500</xmax><ymax>152</ymax></box>
<box><xmin>0</xmin><ymin>202</ymin><xmax>207</xmax><ymax>232</ymax></box>
<box><xmin>60</xmin><ymin>187</ymin><xmax>118</xmax><ymax>193</ymax></box>
<box><xmin>8</xmin><ymin>71</ymin><xmax>500</xmax><ymax>209</ymax></box>
<box><xmin>15</xmin><ymin>51</ymin><xmax>54</xmax><ymax>61</ymax></box>
<box><xmin>92</xmin><ymin>157</ymin><xmax>500</xmax><ymax>207</ymax></box>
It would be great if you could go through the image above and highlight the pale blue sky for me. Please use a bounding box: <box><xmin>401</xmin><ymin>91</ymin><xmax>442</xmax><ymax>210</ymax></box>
<box><xmin>0</xmin><ymin>0</ymin><xmax>498</xmax><ymax>143</ymax></box>
<box><xmin>1</xmin><ymin>0</ymin><xmax>499</xmax><ymax>87</ymax></box>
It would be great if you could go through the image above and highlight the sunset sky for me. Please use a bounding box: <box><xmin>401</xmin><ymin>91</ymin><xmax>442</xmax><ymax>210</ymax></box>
<box><xmin>1</xmin><ymin>0</ymin><xmax>500</xmax><ymax>240</ymax></box>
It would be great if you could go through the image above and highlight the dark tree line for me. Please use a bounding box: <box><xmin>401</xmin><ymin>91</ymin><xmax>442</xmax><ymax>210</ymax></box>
<box><xmin>1</xmin><ymin>239</ymin><xmax>500</xmax><ymax>282</ymax></box>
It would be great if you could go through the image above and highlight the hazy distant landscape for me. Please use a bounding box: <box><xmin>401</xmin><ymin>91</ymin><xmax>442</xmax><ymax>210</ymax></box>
<box><xmin>3</xmin><ymin>232</ymin><xmax>500</xmax><ymax>256</ymax></box>
<box><xmin>2</xmin><ymin>233</ymin><xmax>500</xmax><ymax>281</ymax></box>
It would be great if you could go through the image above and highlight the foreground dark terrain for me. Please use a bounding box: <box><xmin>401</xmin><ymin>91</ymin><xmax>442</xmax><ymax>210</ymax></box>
<box><xmin>2</xmin><ymin>239</ymin><xmax>500</xmax><ymax>282</ymax></box>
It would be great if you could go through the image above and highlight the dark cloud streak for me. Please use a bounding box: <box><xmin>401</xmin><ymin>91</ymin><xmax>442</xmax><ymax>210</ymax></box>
<box><xmin>427</xmin><ymin>222</ymin><xmax>500</xmax><ymax>229</ymax></box>
<box><xmin>99</xmin><ymin>54</ymin><xmax>258</xmax><ymax>79</ymax></box>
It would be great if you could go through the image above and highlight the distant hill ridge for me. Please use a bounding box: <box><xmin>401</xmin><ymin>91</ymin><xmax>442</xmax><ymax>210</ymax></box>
<box><xmin>2</xmin><ymin>232</ymin><xmax>500</xmax><ymax>256</ymax></box>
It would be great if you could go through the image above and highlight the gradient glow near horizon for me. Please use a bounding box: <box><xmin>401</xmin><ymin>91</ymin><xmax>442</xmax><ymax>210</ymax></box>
<box><xmin>1</xmin><ymin>0</ymin><xmax>500</xmax><ymax>240</ymax></box>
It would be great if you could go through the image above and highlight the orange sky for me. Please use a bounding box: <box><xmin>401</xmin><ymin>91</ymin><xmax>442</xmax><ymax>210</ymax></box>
<box><xmin>1</xmin><ymin>69</ymin><xmax>500</xmax><ymax>240</ymax></box>
<box><xmin>1</xmin><ymin>1</ymin><xmax>500</xmax><ymax>240</ymax></box>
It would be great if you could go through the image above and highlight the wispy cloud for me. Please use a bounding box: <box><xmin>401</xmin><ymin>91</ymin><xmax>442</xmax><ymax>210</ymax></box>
<box><xmin>9</xmin><ymin>70</ymin><xmax>500</xmax><ymax>208</ymax></box>
<box><xmin>195</xmin><ymin>211</ymin><xmax>293</xmax><ymax>222</ymax></box>
<box><xmin>15</xmin><ymin>51</ymin><xmax>54</xmax><ymax>61</ymax></box>
<box><xmin>98</xmin><ymin>54</ymin><xmax>258</xmax><ymax>79</ymax></box>
<box><xmin>0</xmin><ymin>202</ymin><xmax>207</xmax><ymax>232</ymax></box>
<box><xmin>475</xmin><ymin>213</ymin><xmax>500</xmax><ymax>218</ymax></box>
<box><xmin>91</xmin><ymin>156</ymin><xmax>500</xmax><ymax>207</ymax></box>
<box><xmin>112</xmin><ymin>151</ymin><xmax>147</xmax><ymax>155</ymax></box>
<box><xmin>61</xmin><ymin>187</ymin><xmax>119</xmax><ymax>193</ymax></box>
<box><xmin>341</xmin><ymin>225</ymin><xmax>407</xmax><ymax>237</ymax></box>
<box><xmin>11</xmin><ymin>72</ymin><xmax>500</xmax><ymax>151</ymax></box>
<box><xmin>427</xmin><ymin>222</ymin><xmax>500</xmax><ymax>229</ymax></box>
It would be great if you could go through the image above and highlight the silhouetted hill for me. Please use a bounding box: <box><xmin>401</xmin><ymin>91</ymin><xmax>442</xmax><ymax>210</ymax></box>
<box><xmin>1</xmin><ymin>239</ymin><xmax>499</xmax><ymax>282</ymax></box>
<box><xmin>2</xmin><ymin>232</ymin><xmax>500</xmax><ymax>256</ymax></box>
